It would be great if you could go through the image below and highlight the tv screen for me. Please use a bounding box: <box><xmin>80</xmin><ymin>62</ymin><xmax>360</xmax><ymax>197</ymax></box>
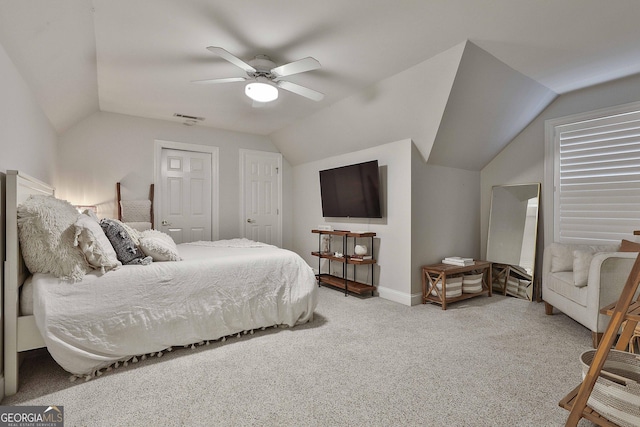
<box><xmin>319</xmin><ymin>160</ymin><xmax>382</xmax><ymax>218</ymax></box>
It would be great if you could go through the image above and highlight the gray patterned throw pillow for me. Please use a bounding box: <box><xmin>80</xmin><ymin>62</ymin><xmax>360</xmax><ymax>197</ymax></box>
<box><xmin>99</xmin><ymin>218</ymin><xmax>152</xmax><ymax>266</ymax></box>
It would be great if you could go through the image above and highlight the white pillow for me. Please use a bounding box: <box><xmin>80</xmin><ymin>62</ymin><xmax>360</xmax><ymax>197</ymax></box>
<box><xmin>572</xmin><ymin>250</ymin><xmax>594</xmax><ymax>287</ymax></box>
<box><xmin>121</xmin><ymin>199</ymin><xmax>151</xmax><ymax>223</ymax></box>
<box><xmin>74</xmin><ymin>214</ymin><xmax>122</xmax><ymax>273</ymax></box>
<box><xmin>17</xmin><ymin>195</ymin><xmax>91</xmax><ymax>282</ymax></box>
<box><xmin>139</xmin><ymin>229</ymin><xmax>181</xmax><ymax>261</ymax></box>
<box><xmin>83</xmin><ymin>208</ymin><xmax>99</xmax><ymax>222</ymax></box>
<box><xmin>126</xmin><ymin>221</ymin><xmax>152</xmax><ymax>232</ymax></box>
<box><xmin>550</xmin><ymin>244</ymin><xmax>574</xmax><ymax>273</ymax></box>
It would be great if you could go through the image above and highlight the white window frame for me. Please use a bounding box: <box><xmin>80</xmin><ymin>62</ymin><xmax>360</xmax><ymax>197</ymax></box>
<box><xmin>544</xmin><ymin>100</ymin><xmax>640</xmax><ymax>245</ymax></box>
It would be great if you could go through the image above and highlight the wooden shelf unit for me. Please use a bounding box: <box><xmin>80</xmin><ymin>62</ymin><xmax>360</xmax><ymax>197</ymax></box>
<box><xmin>312</xmin><ymin>229</ymin><xmax>376</xmax><ymax>296</ymax></box>
<box><xmin>421</xmin><ymin>261</ymin><xmax>492</xmax><ymax>310</ymax></box>
<box><xmin>561</xmin><ymin>251</ymin><xmax>640</xmax><ymax>426</ymax></box>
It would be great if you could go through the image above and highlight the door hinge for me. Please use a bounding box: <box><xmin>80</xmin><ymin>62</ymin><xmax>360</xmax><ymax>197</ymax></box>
<box><xmin>277</xmin><ymin>208</ymin><xmax>279</xmax><ymax>215</ymax></box>
<box><xmin>276</xmin><ymin>167</ymin><xmax>279</xmax><ymax>174</ymax></box>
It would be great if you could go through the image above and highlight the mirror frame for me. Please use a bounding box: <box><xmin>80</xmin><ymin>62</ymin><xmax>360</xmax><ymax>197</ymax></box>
<box><xmin>486</xmin><ymin>183</ymin><xmax>541</xmax><ymax>300</ymax></box>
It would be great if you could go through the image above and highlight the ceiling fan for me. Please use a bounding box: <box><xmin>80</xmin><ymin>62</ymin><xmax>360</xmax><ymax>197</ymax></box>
<box><xmin>192</xmin><ymin>47</ymin><xmax>324</xmax><ymax>103</ymax></box>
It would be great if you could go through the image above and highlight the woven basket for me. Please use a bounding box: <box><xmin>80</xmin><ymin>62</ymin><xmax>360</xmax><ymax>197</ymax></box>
<box><xmin>580</xmin><ymin>349</ymin><xmax>640</xmax><ymax>427</ymax></box>
<box><xmin>462</xmin><ymin>273</ymin><xmax>483</xmax><ymax>294</ymax></box>
<box><xmin>431</xmin><ymin>276</ymin><xmax>462</xmax><ymax>298</ymax></box>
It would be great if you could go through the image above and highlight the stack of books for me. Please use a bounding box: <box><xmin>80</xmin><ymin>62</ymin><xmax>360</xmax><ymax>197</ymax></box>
<box><xmin>442</xmin><ymin>256</ymin><xmax>474</xmax><ymax>266</ymax></box>
<box><xmin>350</xmin><ymin>254</ymin><xmax>373</xmax><ymax>261</ymax></box>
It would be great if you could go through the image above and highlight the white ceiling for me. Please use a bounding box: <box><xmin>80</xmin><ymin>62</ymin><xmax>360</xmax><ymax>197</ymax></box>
<box><xmin>2</xmin><ymin>0</ymin><xmax>640</xmax><ymax>137</ymax></box>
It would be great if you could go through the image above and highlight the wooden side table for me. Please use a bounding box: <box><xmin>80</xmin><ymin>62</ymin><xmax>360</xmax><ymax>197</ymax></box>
<box><xmin>421</xmin><ymin>261</ymin><xmax>492</xmax><ymax>310</ymax></box>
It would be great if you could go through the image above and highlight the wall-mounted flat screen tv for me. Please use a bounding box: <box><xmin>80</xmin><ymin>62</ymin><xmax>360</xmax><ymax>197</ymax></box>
<box><xmin>319</xmin><ymin>160</ymin><xmax>382</xmax><ymax>218</ymax></box>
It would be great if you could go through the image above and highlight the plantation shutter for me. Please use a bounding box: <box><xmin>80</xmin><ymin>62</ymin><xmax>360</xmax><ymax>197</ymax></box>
<box><xmin>554</xmin><ymin>110</ymin><xmax>640</xmax><ymax>243</ymax></box>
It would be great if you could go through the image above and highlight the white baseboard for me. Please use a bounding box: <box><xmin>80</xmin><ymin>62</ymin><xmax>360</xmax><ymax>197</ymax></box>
<box><xmin>377</xmin><ymin>286</ymin><xmax>422</xmax><ymax>306</ymax></box>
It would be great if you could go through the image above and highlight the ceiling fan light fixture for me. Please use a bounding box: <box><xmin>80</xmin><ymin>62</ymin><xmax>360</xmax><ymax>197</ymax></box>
<box><xmin>245</xmin><ymin>81</ymin><xmax>278</xmax><ymax>103</ymax></box>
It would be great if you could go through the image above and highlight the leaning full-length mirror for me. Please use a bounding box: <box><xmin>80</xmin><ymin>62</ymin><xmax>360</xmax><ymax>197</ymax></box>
<box><xmin>486</xmin><ymin>183</ymin><xmax>541</xmax><ymax>300</ymax></box>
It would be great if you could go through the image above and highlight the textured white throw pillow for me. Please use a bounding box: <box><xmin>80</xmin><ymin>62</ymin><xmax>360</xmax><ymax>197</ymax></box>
<box><xmin>17</xmin><ymin>195</ymin><xmax>91</xmax><ymax>281</ymax></box>
<box><xmin>572</xmin><ymin>250</ymin><xmax>594</xmax><ymax>287</ymax></box>
<box><xmin>83</xmin><ymin>208</ymin><xmax>99</xmax><ymax>222</ymax></box>
<box><xmin>126</xmin><ymin>221</ymin><xmax>152</xmax><ymax>232</ymax></box>
<box><xmin>74</xmin><ymin>214</ymin><xmax>122</xmax><ymax>273</ymax></box>
<box><xmin>120</xmin><ymin>199</ymin><xmax>151</xmax><ymax>223</ymax></box>
<box><xmin>550</xmin><ymin>244</ymin><xmax>574</xmax><ymax>273</ymax></box>
<box><xmin>139</xmin><ymin>229</ymin><xmax>181</xmax><ymax>261</ymax></box>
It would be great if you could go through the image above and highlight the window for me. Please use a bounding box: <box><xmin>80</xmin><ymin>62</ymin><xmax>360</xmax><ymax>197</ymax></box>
<box><xmin>545</xmin><ymin>101</ymin><xmax>640</xmax><ymax>244</ymax></box>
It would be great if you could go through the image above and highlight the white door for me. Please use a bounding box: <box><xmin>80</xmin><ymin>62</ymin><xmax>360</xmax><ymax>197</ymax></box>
<box><xmin>160</xmin><ymin>148</ymin><xmax>212</xmax><ymax>244</ymax></box>
<box><xmin>240</xmin><ymin>150</ymin><xmax>282</xmax><ymax>246</ymax></box>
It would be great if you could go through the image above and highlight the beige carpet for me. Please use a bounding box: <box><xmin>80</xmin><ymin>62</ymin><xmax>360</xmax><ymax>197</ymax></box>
<box><xmin>2</xmin><ymin>286</ymin><xmax>596</xmax><ymax>426</ymax></box>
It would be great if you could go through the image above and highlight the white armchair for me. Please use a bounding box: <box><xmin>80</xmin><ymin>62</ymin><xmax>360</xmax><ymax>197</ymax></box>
<box><xmin>542</xmin><ymin>242</ymin><xmax>638</xmax><ymax>347</ymax></box>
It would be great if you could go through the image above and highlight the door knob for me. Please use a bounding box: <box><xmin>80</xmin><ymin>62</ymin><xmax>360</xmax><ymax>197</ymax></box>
<box><xmin>161</xmin><ymin>220</ymin><xmax>171</xmax><ymax>226</ymax></box>
<box><xmin>246</xmin><ymin>218</ymin><xmax>256</xmax><ymax>223</ymax></box>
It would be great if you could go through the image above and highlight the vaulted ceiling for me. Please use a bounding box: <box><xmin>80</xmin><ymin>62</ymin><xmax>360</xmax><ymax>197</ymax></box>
<box><xmin>2</xmin><ymin>0</ymin><xmax>640</xmax><ymax>167</ymax></box>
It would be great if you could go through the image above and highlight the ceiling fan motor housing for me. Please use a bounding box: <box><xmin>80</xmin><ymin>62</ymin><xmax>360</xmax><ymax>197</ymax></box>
<box><xmin>248</xmin><ymin>55</ymin><xmax>277</xmax><ymax>80</ymax></box>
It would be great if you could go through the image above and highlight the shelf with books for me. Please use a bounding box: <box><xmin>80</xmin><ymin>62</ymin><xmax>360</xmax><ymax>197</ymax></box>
<box><xmin>348</xmin><ymin>254</ymin><xmax>375</xmax><ymax>264</ymax></box>
<box><xmin>311</xmin><ymin>229</ymin><xmax>377</xmax><ymax>296</ymax></box>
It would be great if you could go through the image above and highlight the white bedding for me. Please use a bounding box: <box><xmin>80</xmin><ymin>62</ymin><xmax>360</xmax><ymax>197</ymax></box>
<box><xmin>20</xmin><ymin>276</ymin><xmax>34</xmax><ymax>316</ymax></box>
<box><xmin>31</xmin><ymin>239</ymin><xmax>317</xmax><ymax>376</ymax></box>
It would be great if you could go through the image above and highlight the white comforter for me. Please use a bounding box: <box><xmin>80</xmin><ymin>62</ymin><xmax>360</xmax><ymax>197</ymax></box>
<box><xmin>32</xmin><ymin>239</ymin><xmax>318</xmax><ymax>376</ymax></box>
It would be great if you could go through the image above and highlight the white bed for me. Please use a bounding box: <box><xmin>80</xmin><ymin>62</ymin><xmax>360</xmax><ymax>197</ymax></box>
<box><xmin>4</xmin><ymin>171</ymin><xmax>317</xmax><ymax>394</ymax></box>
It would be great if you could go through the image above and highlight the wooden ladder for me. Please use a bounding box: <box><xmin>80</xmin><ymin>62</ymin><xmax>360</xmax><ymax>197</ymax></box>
<box><xmin>563</xmin><ymin>245</ymin><xmax>640</xmax><ymax>426</ymax></box>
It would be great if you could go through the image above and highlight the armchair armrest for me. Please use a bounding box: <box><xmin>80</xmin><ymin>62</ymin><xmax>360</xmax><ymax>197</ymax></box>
<box><xmin>586</xmin><ymin>252</ymin><xmax>638</xmax><ymax>331</ymax></box>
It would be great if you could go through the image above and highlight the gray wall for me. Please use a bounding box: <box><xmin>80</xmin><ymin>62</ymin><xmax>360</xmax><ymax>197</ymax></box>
<box><xmin>292</xmin><ymin>139</ymin><xmax>413</xmax><ymax>305</ymax></box>
<box><xmin>0</xmin><ymin>43</ymin><xmax>57</xmax><ymax>183</ymax></box>
<box><xmin>411</xmin><ymin>143</ymin><xmax>481</xmax><ymax>302</ymax></box>
<box><xmin>291</xmin><ymin>139</ymin><xmax>481</xmax><ymax>306</ymax></box>
<box><xmin>0</xmin><ymin>41</ymin><xmax>58</xmax><ymax>395</ymax></box>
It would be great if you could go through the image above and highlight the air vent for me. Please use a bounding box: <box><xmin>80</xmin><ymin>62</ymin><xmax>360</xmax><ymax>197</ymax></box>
<box><xmin>173</xmin><ymin>113</ymin><xmax>205</xmax><ymax>127</ymax></box>
<box><xmin>173</xmin><ymin>113</ymin><xmax>205</xmax><ymax>121</ymax></box>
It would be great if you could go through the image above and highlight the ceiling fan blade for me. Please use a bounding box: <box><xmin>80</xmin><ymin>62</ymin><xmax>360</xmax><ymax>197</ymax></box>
<box><xmin>271</xmin><ymin>57</ymin><xmax>321</xmax><ymax>78</ymax></box>
<box><xmin>191</xmin><ymin>77</ymin><xmax>248</xmax><ymax>84</ymax></box>
<box><xmin>206</xmin><ymin>46</ymin><xmax>256</xmax><ymax>73</ymax></box>
<box><xmin>276</xmin><ymin>80</ymin><xmax>324</xmax><ymax>101</ymax></box>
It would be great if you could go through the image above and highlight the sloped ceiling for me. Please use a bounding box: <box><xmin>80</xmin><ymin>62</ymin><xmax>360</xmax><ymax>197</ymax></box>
<box><xmin>2</xmin><ymin>1</ymin><xmax>640</xmax><ymax>167</ymax></box>
<box><xmin>427</xmin><ymin>41</ymin><xmax>557</xmax><ymax>170</ymax></box>
<box><xmin>271</xmin><ymin>41</ymin><xmax>558</xmax><ymax>169</ymax></box>
<box><xmin>0</xmin><ymin>0</ymin><xmax>98</xmax><ymax>133</ymax></box>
